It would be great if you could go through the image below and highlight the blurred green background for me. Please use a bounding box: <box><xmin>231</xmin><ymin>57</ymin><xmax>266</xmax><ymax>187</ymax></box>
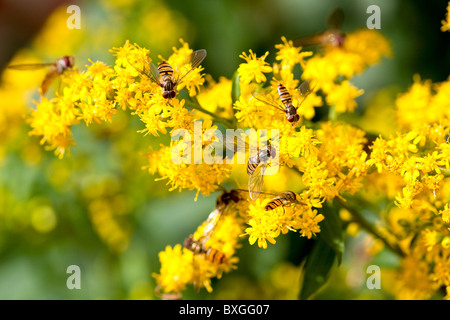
<box><xmin>0</xmin><ymin>0</ymin><xmax>449</xmax><ymax>299</ymax></box>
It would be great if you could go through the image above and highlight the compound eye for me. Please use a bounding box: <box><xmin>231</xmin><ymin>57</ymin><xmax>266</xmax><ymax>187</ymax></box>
<box><xmin>287</xmin><ymin>115</ymin><xmax>295</xmax><ymax>122</ymax></box>
<box><xmin>162</xmin><ymin>91</ymin><xmax>170</xmax><ymax>99</ymax></box>
<box><xmin>293</xmin><ymin>114</ymin><xmax>300</xmax><ymax>122</ymax></box>
<box><xmin>62</xmin><ymin>56</ymin><xmax>71</xmax><ymax>67</ymax></box>
<box><xmin>170</xmin><ymin>91</ymin><xmax>177</xmax><ymax>98</ymax></box>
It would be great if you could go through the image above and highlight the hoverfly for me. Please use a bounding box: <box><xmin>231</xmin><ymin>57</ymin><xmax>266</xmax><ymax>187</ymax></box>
<box><xmin>252</xmin><ymin>80</ymin><xmax>316</xmax><ymax>125</ymax></box>
<box><xmin>7</xmin><ymin>56</ymin><xmax>75</xmax><ymax>95</ymax></box>
<box><xmin>184</xmin><ymin>237</ymin><xmax>227</xmax><ymax>264</ymax></box>
<box><xmin>247</xmin><ymin>145</ymin><xmax>277</xmax><ymax>201</ymax></box>
<box><xmin>264</xmin><ymin>191</ymin><xmax>301</xmax><ymax>211</ymax></box>
<box><xmin>184</xmin><ymin>189</ymin><xmax>243</xmax><ymax>265</ymax></box>
<box><xmin>184</xmin><ymin>189</ymin><xmax>245</xmax><ymax>291</ymax></box>
<box><xmin>293</xmin><ymin>8</ymin><xmax>345</xmax><ymax>48</ymax></box>
<box><xmin>131</xmin><ymin>49</ymin><xmax>207</xmax><ymax>99</ymax></box>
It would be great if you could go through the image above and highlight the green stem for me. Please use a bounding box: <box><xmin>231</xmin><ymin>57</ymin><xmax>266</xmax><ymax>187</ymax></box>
<box><xmin>335</xmin><ymin>197</ymin><xmax>406</xmax><ymax>257</ymax></box>
<box><xmin>328</xmin><ymin>104</ymin><xmax>337</xmax><ymax>122</ymax></box>
<box><xmin>184</xmin><ymin>99</ymin><xmax>235</xmax><ymax>129</ymax></box>
<box><xmin>439</xmin><ymin>167</ymin><xmax>450</xmax><ymax>177</ymax></box>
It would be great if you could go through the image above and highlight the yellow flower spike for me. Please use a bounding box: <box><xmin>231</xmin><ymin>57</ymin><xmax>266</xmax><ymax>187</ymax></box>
<box><xmin>148</xmin><ymin>143</ymin><xmax>232</xmax><ymax>200</ymax></box>
<box><xmin>325</xmin><ymin>81</ymin><xmax>364</xmax><ymax>113</ymax></box>
<box><xmin>302</xmin><ymin>55</ymin><xmax>338</xmax><ymax>93</ymax></box>
<box><xmin>275</xmin><ymin>36</ymin><xmax>313</xmax><ymax>70</ymax></box>
<box><xmin>395</xmin><ymin>75</ymin><xmax>442</xmax><ymax>129</ymax></box>
<box><xmin>442</xmin><ymin>2</ymin><xmax>450</xmax><ymax>32</ymax></box>
<box><xmin>197</xmin><ymin>75</ymin><xmax>234</xmax><ymax>119</ymax></box>
<box><xmin>166</xmin><ymin>39</ymin><xmax>206</xmax><ymax>97</ymax></box>
<box><xmin>439</xmin><ymin>204</ymin><xmax>450</xmax><ymax>224</ymax></box>
<box><xmin>152</xmin><ymin>245</ymin><xmax>194</xmax><ymax>294</ymax></box>
<box><xmin>238</xmin><ymin>49</ymin><xmax>272</xmax><ymax>85</ymax></box>
<box><xmin>343</xmin><ymin>29</ymin><xmax>392</xmax><ymax>66</ymax></box>
<box><xmin>29</xmin><ymin>97</ymin><xmax>77</xmax><ymax>158</ymax></box>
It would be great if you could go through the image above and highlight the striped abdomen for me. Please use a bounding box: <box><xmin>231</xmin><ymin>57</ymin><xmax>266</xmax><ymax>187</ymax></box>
<box><xmin>204</xmin><ymin>246</ymin><xmax>227</xmax><ymax>264</ymax></box>
<box><xmin>158</xmin><ymin>61</ymin><xmax>177</xmax><ymax>99</ymax></box>
<box><xmin>184</xmin><ymin>237</ymin><xmax>227</xmax><ymax>264</ymax></box>
<box><xmin>158</xmin><ymin>61</ymin><xmax>174</xmax><ymax>79</ymax></box>
<box><xmin>277</xmin><ymin>83</ymin><xmax>292</xmax><ymax>106</ymax></box>
<box><xmin>264</xmin><ymin>191</ymin><xmax>298</xmax><ymax>211</ymax></box>
<box><xmin>247</xmin><ymin>146</ymin><xmax>276</xmax><ymax>175</ymax></box>
<box><xmin>246</xmin><ymin>155</ymin><xmax>260</xmax><ymax>175</ymax></box>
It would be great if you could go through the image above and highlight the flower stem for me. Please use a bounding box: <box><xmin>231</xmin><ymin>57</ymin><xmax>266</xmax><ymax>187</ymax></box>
<box><xmin>184</xmin><ymin>99</ymin><xmax>235</xmax><ymax>129</ymax></box>
<box><xmin>335</xmin><ymin>197</ymin><xmax>406</xmax><ymax>257</ymax></box>
<box><xmin>439</xmin><ymin>166</ymin><xmax>450</xmax><ymax>177</ymax></box>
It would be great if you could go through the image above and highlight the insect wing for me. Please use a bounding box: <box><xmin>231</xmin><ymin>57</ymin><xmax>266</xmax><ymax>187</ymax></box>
<box><xmin>190</xmin><ymin>49</ymin><xmax>207</xmax><ymax>70</ymax></box>
<box><xmin>220</xmin><ymin>130</ymin><xmax>249</xmax><ymax>159</ymax></box>
<box><xmin>176</xmin><ymin>49</ymin><xmax>207</xmax><ymax>83</ymax></box>
<box><xmin>327</xmin><ymin>8</ymin><xmax>344</xmax><ymax>30</ymax></box>
<box><xmin>251</xmin><ymin>93</ymin><xmax>285</xmax><ymax>113</ymax></box>
<box><xmin>149</xmin><ymin>61</ymin><xmax>162</xmax><ymax>84</ymax></box>
<box><xmin>292</xmin><ymin>33</ymin><xmax>326</xmax><ymax>48</ymax></box>
<box><xmin>127</xmin><ymin>56</ymin><xmax>161</xmax><ymax>85</ymax></box>
<box><xmin>7</xmin><ymin>62</ymin><xmax>54</xmax><ymax>70</ymax></box>
<box><xmin>39</xmin><ymin>69</ymin><xmax>59</xmax><ymax>95</ymax></box>
<box><xmin>199</xmin><ymin>208</ymin><xmax>223</xmax><ymax>244</ymax></box>
<box><xmin>248</xmin><ymin>163</ymin><xmax>267</xmax><ymax>201</ymax></box>
<box><xmin>296</xmin><ymin>79</ymin><xmax>318</xmax><ymax>109</ymax></box>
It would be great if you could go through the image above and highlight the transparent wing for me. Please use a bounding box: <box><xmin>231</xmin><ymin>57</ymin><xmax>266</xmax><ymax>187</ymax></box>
<box><xmin>199</xmin><ymin>208</ymin><xmax>223</xmax><ymax>244</ymax></box>
<box><xmin>298</xmin><ymin>80</ymin><xmax>312</xmax><ymax>96</ymax></box>
<box><xmin>296</xmin><ymin>79</ymin><xmax>318</xmax><ymax>109</ymax></box>
<box><xmin>251</xmin><ymin>93</ymin><xmax>285</xmax><ymax>113</ymax></box>
<box><xmin>190</xmin><ymin>49</ymin><xmax>207</xmax><ymax>70</ymax></box>
<box><xmin>149</xmin><ymin>61</ymin><xmax>161</xmax><ymax>84</ymax></box>
<box><xmin>39</xmin><ymin>70</ymin><xmax>59</xmax><ymax>95</ymax></box>
<box><xmin>327</xmin><ymin>8</ymin><xmax>344</xmax><ymax>30</ymax></box>
<box><xmin>127</xmin><ymin>56</ymin><xmax>161</xmax><ymax>85</ymax></box>
<box><xmin>7</xmin><ymin>62</ymin><xmax>54</xmax><ymax>70</ymax></box>
<box><xmin>292</xmin><ymin>33</ymin><xmax>326</xmax><ymax>48</ymax></box>
<box><xmin>219</xmin><ymin>130</ymin><xmax>249</xmax><ymax>159</ymax></box>
<box><xmin>176</xmin><ymin>49</ymin><xmax>207</xmax><ymax>83</ymax></box>
<box><xmin>248</xmin><ymin>164</ymin><xmax>267</xmax><ymax>201</ymax></box>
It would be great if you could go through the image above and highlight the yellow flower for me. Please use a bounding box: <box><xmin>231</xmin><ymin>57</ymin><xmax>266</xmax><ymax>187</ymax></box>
<box><xmin>167</xmin><ymin>39</ymin><xmax>206</xmax><ymax>97</ymax></box>
<box><xmin>292</xmin><ymin>207</ymin><xmax>324</xmax><ymax>239</ymax></box>
<box><xmin>326</xmin><ymin>81</ymin><xmax>364</xmax><ymax>113</ymax></box>
<box><xmin>395</xmin><ymin>255</ymin><xmax>438</xmax><ymax>299</ymax></box>
<box><xmin>154</xmin><ymin>203</ymin><xmax>244</xmax><ymax>293</ymax></box>
<box><xmin>152</xmin><ymin>245</ymin><xmax>194</xmax><ymax>294</ymax></box>
<box><xmin>396</xmin><ymin>75</ymin><xmax>436</xmax><ymax>128</ymax></box>
<box><xmin>238</xmin><ymin>49</ymin><xmax>272</xmax><ymax>85</ymax></box>
<box><xmin>302</xmin><ymin>29</ymin><xmax>391</xmax><ymax>93</ymax></box>
<box><xmin>145</xmin><ymin>138</ymin><xmax>232</xmax><ymax>200</ymax></box>
<box><xmin>431</xmin><ymin>251</ymin><xmax>450</xmax><ymax>286</ymax></box>
<box><xmin>29</xmin><ymin>97</ymin><xmax>77</xmax><ymax>158</ymax></box>
<box><xmin>275</xmin><ymin>36</ymin><xmax>312</xmax><ymax>70</ymax></box>
<box><xmin>439</xmin><ymin>204</ymin><xmax>450</xmax><ymax>224</ymax></box>
<box><xmin>196</xmin><ymin>75</ymin><xmax>234</xmax><ymax>120</ymax></box>
<box><xmin>442</xmin><ymin>2</ymin><xmax>450</xmax><ymax>32</ymax></box>
<box><xmin>244</xmin><ymin>196</ymin><xmax>324</xmax><ymax>248</ymax></box>
<box><xmin>343</xmin><ymin>29</ymin><xmax>392</xmax><ymax>66</ymax></box>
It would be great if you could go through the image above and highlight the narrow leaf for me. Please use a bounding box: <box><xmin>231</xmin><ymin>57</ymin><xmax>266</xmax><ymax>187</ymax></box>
<box><xmin>299</xmin><ymin>239</ymin><xmax>337</xmax><ymax>300</ymax></box>
<box><xmin>319</xmin><ymin>202</ymin><xmax>344</xmax><ymax>265</ymax></box>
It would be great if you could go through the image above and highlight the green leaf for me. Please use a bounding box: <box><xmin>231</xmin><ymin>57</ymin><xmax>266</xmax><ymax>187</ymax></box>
<box><xmin>299</xmin><ymin>239</ymin><xmax>337</xmax><ymax>300</ymax></box>
<box><xmin>287</xmin><ymin>233</ymin><xmax>315</xmax><ymax>266</ymax></box>
<box><xmin>319</xmin><ymin>202</ymin><xmax>345</xmax><ymax>265</ymax></box>
<box><xmin>231</xmin><ymin>71</ymin><xmax>241</xmax><ymax>107</ymax></box>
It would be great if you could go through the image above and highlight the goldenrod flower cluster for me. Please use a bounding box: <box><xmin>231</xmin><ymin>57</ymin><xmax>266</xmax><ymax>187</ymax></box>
<box><xmin>8</xmin><ymin>3</ymin><xmax>450</xmax><ymax>298</ymax></box>
<box><xmin>18</xmin><ymin>25</ymin><xmax>394</xmax><ymax>296</ymax></box>
<box><xmin>365</xmin><ymin>73</ymin><xmax>450</xmax><ymax>299</ymax></box>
